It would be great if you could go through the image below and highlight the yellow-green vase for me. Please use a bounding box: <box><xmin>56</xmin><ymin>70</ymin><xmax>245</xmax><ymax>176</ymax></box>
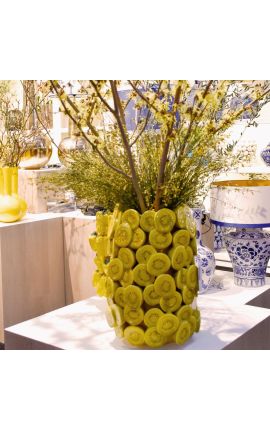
<box><xmin>0</xmin><ymin>167</ymin><xmax>27</xmax><ymax>223</ymax></box>
<box><xmin>89</xmin><ymin>205</ymin><xmax>201</xmax><ymax>348</ymax></box>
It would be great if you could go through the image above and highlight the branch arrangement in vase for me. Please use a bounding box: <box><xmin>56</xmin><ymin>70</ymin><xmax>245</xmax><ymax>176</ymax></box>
<box><xmin>41</xmin><ymin>80</ymin><xmax>270</xmax><ymax>212</ymax></box>
<box><xmin>37</xmin><ymin>80</ymin><xmax>270</xmax><ymax>348</ymax></box>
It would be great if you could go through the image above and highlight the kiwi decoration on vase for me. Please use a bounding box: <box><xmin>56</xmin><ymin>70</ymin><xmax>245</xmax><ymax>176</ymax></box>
<box><xmin>89</xmin><ymin>205</ymin><xmax>200</xmax><ymax>348</ymax></box>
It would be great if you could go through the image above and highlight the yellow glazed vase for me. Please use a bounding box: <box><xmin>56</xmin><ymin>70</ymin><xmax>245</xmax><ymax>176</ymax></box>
<box><xmin>0</xmin><ymin>167</ymin><xmax>27</xmax><ymax>223</ymax></box>
<box><xmin>89</xmin><ymin>205</ymin><xmax>201</xmax><ymax>348</ymax></box>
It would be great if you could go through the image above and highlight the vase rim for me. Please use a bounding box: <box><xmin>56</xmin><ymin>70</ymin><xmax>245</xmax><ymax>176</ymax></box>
<box><xmin>211</xmin><ymin>179</ymin><xmax>270</xmax><ymax>187</ymax></box>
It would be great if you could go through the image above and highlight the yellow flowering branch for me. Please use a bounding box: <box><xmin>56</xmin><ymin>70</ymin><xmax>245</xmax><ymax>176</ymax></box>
<box><xmin>50</xmin><ymin>80</ymin><xmax>132</xmax><ymax>181</ymax></box>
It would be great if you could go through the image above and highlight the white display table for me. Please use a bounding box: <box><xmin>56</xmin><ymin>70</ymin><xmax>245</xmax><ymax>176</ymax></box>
<box><xmin>5</xmin><ymin>270</ymin><xmax>270</xmax><ymax>350</ymax></box>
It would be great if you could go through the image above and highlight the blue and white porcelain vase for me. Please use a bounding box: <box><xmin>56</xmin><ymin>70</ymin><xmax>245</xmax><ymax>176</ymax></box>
<box><xmin>224</xmin><ymin>228</ymin><xmax>270</xmax><ymax>287</ymax></box>
<box><xmin>260</xmin><ymin>143</ymin><xmax>270</xmax><ymax>166</ymax></box>
<box><xmin>192</xmin><ymin>208</ymin><xmax>216</xmax><ymax>293</ymax></box>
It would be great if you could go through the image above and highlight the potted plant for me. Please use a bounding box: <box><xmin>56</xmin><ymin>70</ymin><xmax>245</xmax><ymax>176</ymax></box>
<box><xmin>0</xmin><ymin>81</ymin><xmax>51</xmax><ymax>222</ymax></box>
<box><xmin>44</xmin><ymin>80</ymin><xmax>270</xmax><ymax>347</ymax></box>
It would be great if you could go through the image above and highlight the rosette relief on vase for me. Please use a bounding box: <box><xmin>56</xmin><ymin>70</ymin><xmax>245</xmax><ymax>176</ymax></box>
<box><xmin>192</xmin><ymin>208</ymin><xmax>216</xmax><ymax>293</ymax></box>
<box><xmin>88</xmin><ymin>205</ymin><xmax>201</xmax><ymax>348</ymax></box>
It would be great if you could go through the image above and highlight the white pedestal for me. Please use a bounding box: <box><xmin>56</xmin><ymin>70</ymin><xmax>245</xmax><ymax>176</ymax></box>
<box><xmin>0</xmin><ymin>213</ymin><xmax>65</xmax><ymax>342</ymax></box>
<box><xmin>18</xmin><ymin>168</ymin><xmax>66</xmax><ymax>213</ymax></box>
<box><xmin>4</xmin><ymin>270</ymin><xmax>270</xmax><ymax>350</ymax></box>
<box><xmin>0</xmin><ymin>211</ymin><xmax>97</xmax><ymax>343</ymax></box>
<box><xmin>62</xmin><ymin>213</ymin><xmax>97</xmax><ymax>304</ymax></box>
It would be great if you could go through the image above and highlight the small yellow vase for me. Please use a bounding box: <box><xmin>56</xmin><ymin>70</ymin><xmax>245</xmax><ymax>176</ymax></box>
<box><xmin>0</xmin><ymin>167</ymin><xmax>27</xmax><ymax>223</ymax></box>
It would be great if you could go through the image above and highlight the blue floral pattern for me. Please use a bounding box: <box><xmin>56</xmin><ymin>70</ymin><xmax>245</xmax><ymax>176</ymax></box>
<box><xmin>201</xmin><ymin>257</ymin><xmax>209</xmax><ymax>267</ymax></box>
<box><xmin>225</xmin><ymin>229</ymin><xmax>270</xmax><ymax>287</ymax></box>
<box><xmin>192</xmin><ymin>208</ymin><xmax>216</xmax><ymax>293</ymax></box>
<box><xmin>261</xmin><ymin>143</ymin><xmax>270</xmax><ymax>166</ymax></box>
<box><xmin>214</xmin><ymin>224</ymin><xmax>225</xmax><ymax>250</ymax></box>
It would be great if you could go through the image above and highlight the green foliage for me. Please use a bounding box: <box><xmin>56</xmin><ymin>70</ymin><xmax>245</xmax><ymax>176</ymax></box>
<box><xmin>46</xmin><ymin>127</ymin><xmax>249</xmax><ymax>212</ymax></box>
<box><xmin>47</xmin><ymin>150</ymin><xmax>136</xmax><ymax>212</ymax></box>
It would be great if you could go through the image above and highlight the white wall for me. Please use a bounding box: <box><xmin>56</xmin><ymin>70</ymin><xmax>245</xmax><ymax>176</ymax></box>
<box><xmin>228</xmin><ymin>101</ymin><xmax>270</xmax><ymax>169</ymax></box>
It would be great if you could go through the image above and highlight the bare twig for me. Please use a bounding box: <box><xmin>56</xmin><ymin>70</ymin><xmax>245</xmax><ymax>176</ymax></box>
<box><xmin>89</xmin><ymin>80</ymin><xmax>116</xmax><ymax>116</ymax></box>
<box><xmin>21</xmin><ymin>81</ymin><xmax>59</xmax><ymax>149</ymax></box>
<box><xmin>50</xmin><ymin>80</ymin><xmax>100</xmax><ymax>138</ymax></box>
<box><xmin>50</xmin><ymin>81</ymin><xmax>132</xmax><ymax>181</ymax></box>
<box><xmin>110</xmin><ymin>80</ymin><xmax>146</xmax><ymax>213</ymax></box>
<box><xmin>130</xmin><ymin>108</ymin><xmax>152</xmax><ymax>147</ymax></box>
<box><xmin>153</xmin><ymin>84</ymin><xmax>182</xmax><ymax>210</ymax></box>
<box><xmin>181</xmin><ymin>80</ymin><xmax>214</xmax><ymax>155</ymax></box>
<box><xmin>213</xmin><ymin>86</ymin><xmax>270</xmax><ymax>134</ymax></box>
<box><xmin>128</xmin><ymin>80</ymin><xmax>160</xmax><ymax>113</ymax></box>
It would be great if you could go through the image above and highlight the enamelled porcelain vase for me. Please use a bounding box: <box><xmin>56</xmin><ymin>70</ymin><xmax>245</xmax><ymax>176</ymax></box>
<box><xmin>0</xmin><ymin>167</ymin><xmax>27</xmax><ymax>223</ymax></box>
<box><xmin>192</xmin><ymin>208</ymin><xmax>216</xmax><ymax>293</ymax></box>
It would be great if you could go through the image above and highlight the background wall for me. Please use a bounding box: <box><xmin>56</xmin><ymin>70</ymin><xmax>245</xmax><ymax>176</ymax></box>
<box><xmin>9</xmin><ymin>80</ymin><xmax>270</xmax><ymax>172</ymax></box>
<box><xmin>229</xmin><ymin>101</ymin><xmax>270</xmax><ymax>169</ymax></box>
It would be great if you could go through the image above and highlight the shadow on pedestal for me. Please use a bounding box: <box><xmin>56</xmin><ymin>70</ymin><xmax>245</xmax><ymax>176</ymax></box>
<box><xmin>224</xmin><ymin>316</ymin><xmax>270</xmax><ymax>350</ymax></box>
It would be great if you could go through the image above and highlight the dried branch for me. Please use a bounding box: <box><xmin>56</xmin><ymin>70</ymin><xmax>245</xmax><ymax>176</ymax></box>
<box><xmin>89</xmin><ymin>80</ymin><xmax>116</xmax><ymax>116</ymax></box>
<box><xmin>128</xmin><ymin>80</ymin><xmax>160</xmax><ymax>113</ymax></box>
<box><xmin>50</xmin><ymin>80</ymin><xmax>100</xmax><ymax>138</ymax></box>
<box><xmin>110</xmin><ymin>80</ymin><xmax>126</xmax><ymax>126</ymax></box>
<box><xmin>110</xmin><ymin>80</ymin><xmax>146</xmax><ymax>212</ymax></box>
<box><xmin>213</xmin><ymin>86</ymin><xmax>270</xmax><ymax>134</ymax></box>
<box><xmin>130</xmin><ymin>108</ymin><xmax>152</xmax><ymax>147</ymax></box>
<box><xmin>181</xmin><ymin>80</ymin><xmax>214</xmax><ymax>154</ymax></box>
<box><xmin>21</xmin><ymin>81</ymin><xmax>58</xmax><ymax>149</ymax></box>
<box><xmin>153</xmin><ymin>85</ymin><xmax>182</xmax><ymax>210</ymax></box>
